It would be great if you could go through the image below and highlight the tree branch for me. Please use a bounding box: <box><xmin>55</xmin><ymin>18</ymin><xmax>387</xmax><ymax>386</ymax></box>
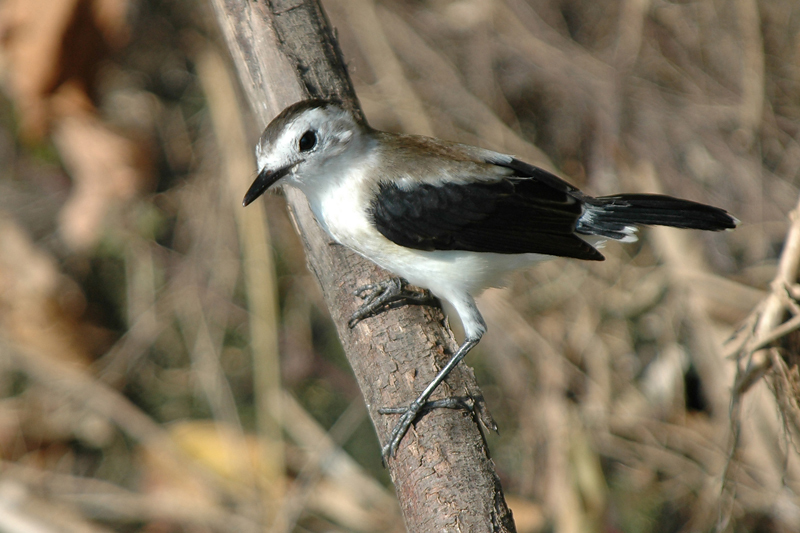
<box><xmin>208</xmin><ymin>0</ymin><xmax>516</xmax><ymax>530</ymax></box>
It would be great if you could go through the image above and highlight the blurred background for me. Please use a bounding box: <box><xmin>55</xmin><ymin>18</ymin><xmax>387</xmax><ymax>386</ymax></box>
<box><xmin>0</xmin><ymin>0</ymin><xmax>794</xmax><ymax>530</ymax></box>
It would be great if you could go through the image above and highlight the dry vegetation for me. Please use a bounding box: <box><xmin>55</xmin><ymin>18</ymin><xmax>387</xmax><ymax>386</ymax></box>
<box><xmin>0</xmin><ymin>0</ymin><xmax>798</xmax><ymax>531</ymax></box>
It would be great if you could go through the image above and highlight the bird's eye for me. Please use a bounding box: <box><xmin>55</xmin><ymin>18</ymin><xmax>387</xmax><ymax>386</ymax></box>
<box><xmin>298</xmin><ymin>130</ymin><xmax>317</xmax><ymax>152</ymax></box>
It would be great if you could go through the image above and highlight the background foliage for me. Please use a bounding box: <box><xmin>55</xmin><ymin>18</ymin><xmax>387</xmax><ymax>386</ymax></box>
<box><xmin>0</xmin><ymin>0</ymin><xmax>795</xmax><ymax>531</ymax></box>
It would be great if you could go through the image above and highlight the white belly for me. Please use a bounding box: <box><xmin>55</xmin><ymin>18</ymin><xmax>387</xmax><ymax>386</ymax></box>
<box><xmin>368</xmin><ymin>247</ymin><xmax>549</xmax><ymax>300</ymax></box>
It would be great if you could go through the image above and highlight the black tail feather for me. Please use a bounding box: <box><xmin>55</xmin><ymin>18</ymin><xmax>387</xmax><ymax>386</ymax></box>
<box><xmin>576</xmin><ymin>194</ymin><xmax>737</xmax><ymax>240</ymax></box>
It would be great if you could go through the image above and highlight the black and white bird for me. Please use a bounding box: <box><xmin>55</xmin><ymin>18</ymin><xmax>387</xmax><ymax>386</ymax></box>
<box><xmin>243</xmin><ymin>99</ymin><xmax>737</xmax><ymax>459</ymax></box>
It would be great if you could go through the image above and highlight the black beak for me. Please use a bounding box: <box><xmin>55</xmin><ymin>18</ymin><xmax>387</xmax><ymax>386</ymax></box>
<box><xmin>242</xmin><ymin>164</ymin><xmax>293</xmax><ymax>207</ymax></box>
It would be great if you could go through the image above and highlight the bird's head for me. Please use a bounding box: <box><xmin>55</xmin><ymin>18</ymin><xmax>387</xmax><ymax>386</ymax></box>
<box><xmin>243</xmin><ymin>99</ymin><xmax>366</xmax><ymax>206</ymax></box>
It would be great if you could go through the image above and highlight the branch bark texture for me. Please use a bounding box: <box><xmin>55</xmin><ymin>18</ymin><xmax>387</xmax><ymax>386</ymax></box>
<box><xmin>208</xmin><ymin>0</ymin><xmax>516</xmax><ymax>530</ymax></box>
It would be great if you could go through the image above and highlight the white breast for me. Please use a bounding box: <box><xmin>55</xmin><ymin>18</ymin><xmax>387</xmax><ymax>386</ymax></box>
<box><xmin>305</xmin><ymin>166</ymin><xmax>377</xmax><ymax>251</ymax></box>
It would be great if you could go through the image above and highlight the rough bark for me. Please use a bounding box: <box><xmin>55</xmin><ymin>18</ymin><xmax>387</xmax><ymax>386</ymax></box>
<box><xmin>208</xmin><ymin>0</ymin><xmax>516</xmax><ymax>531</ymax></box>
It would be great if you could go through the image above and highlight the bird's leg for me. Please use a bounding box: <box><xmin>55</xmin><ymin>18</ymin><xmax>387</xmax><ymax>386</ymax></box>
<box><xmin>379</xmin><ymin>335</ymin><xmax>481</xmax><ymax>460</ymax></box>
<box><xmin>348</xmin><ymin>277</ymin><xmax>436</xmax><ymax>328</ymax></box>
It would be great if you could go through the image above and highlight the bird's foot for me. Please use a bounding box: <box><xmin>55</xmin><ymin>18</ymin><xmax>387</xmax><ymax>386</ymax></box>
<box><xmin>378</xmin><ymin>397</ymin><xmax>475</xmax><ymax>462</ymax></box>
<box><xmin>376</xmin><ymin>335</ymin><xmax>483</xmax><ymax>463</ymax></box>
<box><xmin>348</xmin><ymin>277</ymin><xmax>436</xmax><ymax>328</ymax></box>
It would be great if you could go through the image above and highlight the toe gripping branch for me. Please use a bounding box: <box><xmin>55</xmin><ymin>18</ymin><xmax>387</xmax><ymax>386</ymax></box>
<box><xmin>378</xmin><ymin>335</ymin><xmax>482</xmax><ymax>460</ymax></box>
<box><xmin>348</xmin><ymin>278</ymin><xmax>492</xmax><ymax>462</ymax></box>
<box><xmin>347</xmin><ymin>277</ymin><xmax>437</xmax><ymax>328</ymax></box>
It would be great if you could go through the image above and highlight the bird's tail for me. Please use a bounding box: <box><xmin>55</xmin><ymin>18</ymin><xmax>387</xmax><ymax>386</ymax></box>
<box><xmin>576</xmin><ymin>194</ymin><xmax>738</xmax><ymax>242</ymax></box>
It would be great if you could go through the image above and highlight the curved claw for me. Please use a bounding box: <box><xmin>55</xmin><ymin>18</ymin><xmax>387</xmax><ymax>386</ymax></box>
<box><xmin>381</xmin><ymin>401</ymin><xmax>422</xmax><ymax>461</ymax></box>
<box><xmin>379</xmin><ymin>397</ymin><xmax>479</xmax><ymax>462</ymax></box>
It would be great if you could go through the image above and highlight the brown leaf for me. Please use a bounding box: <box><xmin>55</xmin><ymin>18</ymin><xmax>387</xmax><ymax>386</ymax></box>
<box><xmin>52</xmin><ymin>84</ymin><xmax>152</xmax><ymax>250</ymax></box>
<box><xmin>0</xmin><ymin>0</ymin><xmax>131</xmax><ymax>138</ymax></box>
<box><xmin>0</xmin><ymin>215</ymin><xmax>94</xmax><ymax>365</ymax></box>
<box><xmin>0</xmin><ymin>0</ymin><xmax>149</xmax><ymax>250</ymax></box>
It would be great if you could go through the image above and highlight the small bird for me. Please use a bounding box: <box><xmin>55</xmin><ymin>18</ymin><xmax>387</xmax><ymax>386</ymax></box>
<box><xmin>243</xmin><ymin>99</ymin><xmax>737</xmax><ymax>459</ymax></box>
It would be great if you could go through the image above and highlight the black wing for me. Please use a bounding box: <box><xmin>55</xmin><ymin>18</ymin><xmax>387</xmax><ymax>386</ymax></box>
<box><xmin>369</xmin><ymin>159</ymin><xmax>603</xmax><ymax>261</ymax></box>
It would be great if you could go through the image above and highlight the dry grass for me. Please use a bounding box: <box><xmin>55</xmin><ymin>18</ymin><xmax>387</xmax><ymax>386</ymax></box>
<box><xmin>0</xmin><ymin>0</ymin><xmax>798</xmax><ymax>531</ymax></box>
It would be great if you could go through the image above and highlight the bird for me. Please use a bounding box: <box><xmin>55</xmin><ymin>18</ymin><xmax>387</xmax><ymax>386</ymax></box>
<box><xmin>242</xmin><ymin>98</ymin><xmax>738</xmax><ymax>460</ymax></box>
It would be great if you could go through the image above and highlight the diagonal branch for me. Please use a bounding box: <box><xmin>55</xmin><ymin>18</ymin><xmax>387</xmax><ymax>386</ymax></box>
<box><xmin>208</xmin><ymin>0</ymin><xmax>517</xmax><ymax>530</ymax></box>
